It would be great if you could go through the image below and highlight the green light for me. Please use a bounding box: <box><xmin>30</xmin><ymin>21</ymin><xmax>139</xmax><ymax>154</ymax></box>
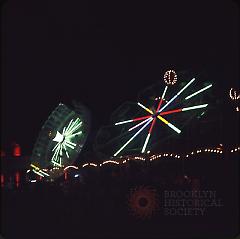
<box><xmin>51</xmin><ymin>117</ymin><xmax>83</xmax><ymax>166</ymax></box>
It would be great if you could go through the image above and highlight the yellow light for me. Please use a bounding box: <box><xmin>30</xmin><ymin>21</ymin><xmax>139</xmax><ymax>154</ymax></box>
<box><xmin>157</xmin><ymin>115</ymin><xmax>168</xmax><ymax>124</ymax></box>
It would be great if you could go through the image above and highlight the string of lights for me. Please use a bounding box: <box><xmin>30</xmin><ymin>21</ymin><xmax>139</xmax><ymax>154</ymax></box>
<box><xmin>27</xmin><ymin>145</ymin><xmax>239</xmax><ymax>176</ymax></box>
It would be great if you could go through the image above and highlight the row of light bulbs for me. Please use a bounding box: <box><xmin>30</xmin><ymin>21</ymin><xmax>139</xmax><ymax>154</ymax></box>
<box><xmin>230</xmin><ymin>147</ymin><xmax>240</xmax><ymax>153</ymax></box>
<box><xmin>29</xmin><ymin>146</ymin><xmax>240</xmax><ymax>175</ymax></box>
<box><xmin>79</xmin><ymin>146</ymin><xmax>240</xmax><ymax>168</ymax></box>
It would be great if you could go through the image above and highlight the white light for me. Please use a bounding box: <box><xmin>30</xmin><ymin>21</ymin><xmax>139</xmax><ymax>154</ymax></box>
<box><xmin>53</xmin><ymin>131</ymin><xmax>64</xmax><ymax>143</ymax></box>
<box><xmin>40</xmin><ymin>171</ymin><xmax>50</xmax><ymax>177</ymax></box>
<box><xmin>162</xmin><ymin>86</ymin><xmax>168</xmax><ymax>99</ymax></box>
<box><xmin>159</xmin><ymin>78</ymin><xmax>195</xmax><ymax>113</ymax></box>
<box><xmin>74</xmin><ymin>174</ymin><xmax>79</xmax><ymax>178</ymax></box>
<box><xmin>168</xmin><ymin>123</ymin><xmax>181</xmax><ymax>134</ymax></box>
<box><xmin>89</xmin><ymin>163</ymin><xmax>97</xmax><ymax>167</ymax></box>
<box><xmin>141</xmin><ymin>133</ymin><xmax>151</xmax><ymax>153</ymax></box>
<box><xmin>115</xmin><ymin>119</ymin><xmax>133</xmax><ymax>125</ymax></box>
<box><xmin>30</xmin><ymin>180</ymin><xmax>37</xmax><ymax>183</ymax></box>
<box><xmin>102</xmin><ymin>160</ymin><xmax>120</xmax><ymax>165</ymax></box>
<box><xmin>182</xmin><ymin>104</ymin><xmax>208</xmax><ymax>112</ymax></box>
<box><xmin>114</xmin><ymin>118</ymin><xmax>153</xmax><ymax>156</ymax></box>
<box><xmin>129</xmin><ymin>117</ymin><xmax>152</xmax><ymax>132</ymax></box>
<box><xmin>32</xmin><ymin>169</ymin><xmax>45</xmax><ymax>177</ymax></box>
<box><xmin>64</xmin><ymin>165</ymin><xmax>78</xmax><ymax>171</ymax></box>
<box><xmin>185</xmin><ymin>84</ymin><xmax>212</xmax><ymax>100</ymax></box>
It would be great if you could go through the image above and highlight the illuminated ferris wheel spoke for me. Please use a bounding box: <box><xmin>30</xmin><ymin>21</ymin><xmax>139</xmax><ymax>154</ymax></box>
<box><xmin>62</xmin><ymin>127</ymin><xmax>66</xmax><ymax>135</ymax></box>
<box><xmin>158</xmin><ymin>78</ymin><xmax>195</xmax><ymax>113</ymax></box>
<box><xmin>137</xmin><ymin>102</ymin><xmax>154</xmax><ymax>114</ymax></box>
<box><xmin>158</xmin><ymin>86</ymin><xmax>168</xmax><ymax>110</ymax></box>
<box><xmin>52</xmin><ymin>161</ymin><xmax>61</xmax><ymax>167</ymax></box>
<box><xmin>159</xmin><ymin>103</ymin><xmax>208</xmax><ymax>116</ymax></box>
<box><xmin>141</xmin><ymin>132</ymin><xmax>151</xmax><ymax>153</ymax></box>
<box><xmin>185</xmin><ymin>84</ymin><xmax>212</xmax><ymax>100</ymax></box>
<box><xmin>65</xmin><ymin>140</ymin><xmax>76</xmax><ymax>146</ymax></box>
<box><xmin>149</xmin><ymin>118</ymin><xmax>157</xmax><ymax>134</ymax></box>
<box><xmin>141</xmin><ymin>85</ymin><xmax>169</xmax><ymax>152</ymax></box>
<box><xmin>182</xmin><ymin>104</ymin><xmax>208</xmax><ymax>111</ymax></box>
<box><xmin>128</xmin><ymin>117</ymin><xmax>153</xmax><ymax>132</ymax></box>
<box><xmin>52</xmin><ymin>144</ymin><xmax>60</xmax><ymax>160</ymax></box>
<box><xmin>66</xmin><ymin>131</ymin><xmax>82</xmax><ymax>138</ymax></box>
<box><xmin>114</xmin><ymin>118</ymin><xmax>153</xmax><ymax>157</ymax></box>
<box><xmin>66</xmin><ymin>121</ymin><xmax>82</xmax><ymax>136</ymax></box>
<box><xmin>66</xmin><ymin>119</ymin><xmax>80</xmax><ymax>134</ymax></box>
<box><xmin>65</xmin><ymin>142</ymin><xmax>75</xmax><ymax>149</ymax></box>
<box><xmin>136</xmin><ymin>102</ymin><xmax>181</xmax><ymax>133</ymax></box>
<box><xmin>63</xmin><ymin>144</ymin><xmax>70</xmax><ymax>158</ymax></box>
<box><xmin>156</xmin><ymin>115</ymin><xmax>181</xmax><ymax>133</ymax></box>
<box><xmin>155</xmin><ymin>85</ymin><xmax>168</xmax><ymax>114</ymax></box>
<box><xmin>52</xmin><ymin>141</ymin><xmax>60</xmax><ymax>152</ymax></box>
<box><xmin>159</xmin><ymin>108</ymin><xmax>182</xmax><ymax>116</ymax></box>
<box><xmin>65</xmin><ymin>119</ymin><xmax>74</xmax><ymax>132</ymax></box>
<box><xmin>115</xmin><ymin>115</ymin><xmax>151</xmax><ymax>125</ymax></box>
<box><xmin>51</xmin><ymin>145</ymin><xmax>61</xmax><ymax>164</ymax></box>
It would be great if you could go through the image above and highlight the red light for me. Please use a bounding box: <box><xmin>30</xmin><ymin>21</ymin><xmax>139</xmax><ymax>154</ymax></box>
<box><xmin>64</xmin><ymin>172</ymin><xmax>68</xmax><ymax>180</ymax></box>
<box><xmin>1</xmin><ymin>174</ymin><xmax>4</xmax><ymax>187</ymax></box>
<box><xmin>15</xmin><ymin>172</ymin><xmax>20</xmax><ymax>188</ymax></box>
<box><xmin>13</xmin><ymin>144</ymin><xmax>21</xmax><ymax>157</ymax></box>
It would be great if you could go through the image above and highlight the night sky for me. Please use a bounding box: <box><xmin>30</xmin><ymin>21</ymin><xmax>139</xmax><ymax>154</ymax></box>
<box><xmin>1</xmin><ymin>0</ymin><xmax>239</xmax><ymax>155</ymax></box>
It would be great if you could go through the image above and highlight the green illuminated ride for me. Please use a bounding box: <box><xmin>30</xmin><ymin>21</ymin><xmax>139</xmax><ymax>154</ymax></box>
<box><xmin>30</xmin><ymin>102</ymin><xmax>90</xmax><ymax>178</ymax></box>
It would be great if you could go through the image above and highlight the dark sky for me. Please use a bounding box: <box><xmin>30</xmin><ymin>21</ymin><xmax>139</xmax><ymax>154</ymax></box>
<box><xmin>1</xmin><ymin>0</ymin><xmax>239</xmax><ymax>154</ymax></box>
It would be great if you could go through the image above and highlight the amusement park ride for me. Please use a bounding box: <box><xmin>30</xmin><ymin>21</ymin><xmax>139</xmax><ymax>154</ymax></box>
<box><xmin>27</xmin><ymin>69</ymin><xmax>239</xmax><ymax>180</ymax></box>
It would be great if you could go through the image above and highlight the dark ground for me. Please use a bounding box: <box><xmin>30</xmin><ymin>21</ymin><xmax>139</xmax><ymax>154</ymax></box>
<box><xmin>1</xmin><ymin>156</ymin><xmax>239</xmax><ymax>239</ymax></box>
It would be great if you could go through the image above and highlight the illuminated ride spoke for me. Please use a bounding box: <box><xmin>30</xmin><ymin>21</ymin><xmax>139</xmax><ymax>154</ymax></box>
<box><xmin>114</xmin><ymin>75</ymin><xmax>211</xmax><ymax>156</ymax></box>
<box><xmin>51</xmin><ymin>117</ymin><xmax>83</xmax><ymax>167</ymax></box>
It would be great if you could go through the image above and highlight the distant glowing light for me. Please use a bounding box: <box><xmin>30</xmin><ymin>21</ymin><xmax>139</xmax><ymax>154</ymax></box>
<box><xmin>89</xmin><ymin>163</ymin><xmax>97</xmax><ymax>167</ymax></box>
<box><xmin>164</xmin><ymin>70</ymin><xmax>177</xmax><ymax>85</ymax></box>
<box><xmin>64</xmin><ymin>165</ymin><xmax>78</xmax><ymax>171</ymax></box>
<box><xmin>82</xmin><ymin>163</ymin><xmax>89</xmax><ymax>168</ymax></box>
<box><xmin>13</xmin><ymin>144</ymin><xmax>21</xmax><ymax>157</ymax></box>
<box><xmin>102</xmin><ymin>160</ymin><xmax>120</xmax><ymax>165</ymax></box>
<box><xmin>229</xmin><ymin>88</ymin><xmax>240</xmax><ymax>100</ymax></box>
